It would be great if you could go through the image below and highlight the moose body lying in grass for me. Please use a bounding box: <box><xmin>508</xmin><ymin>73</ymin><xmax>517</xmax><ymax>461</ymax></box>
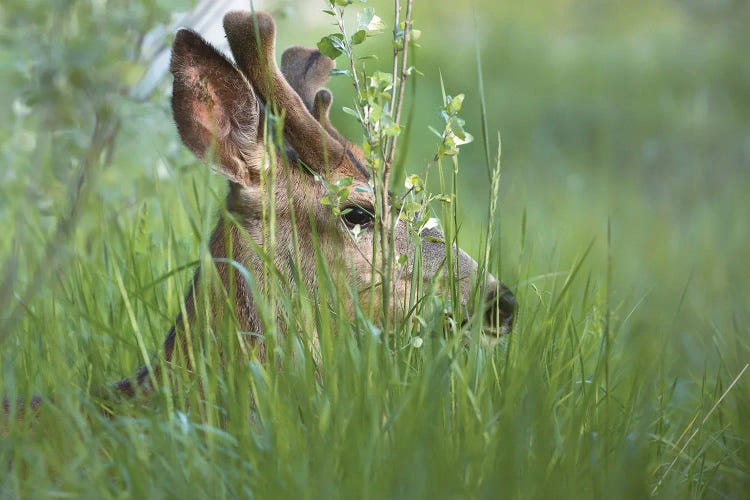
<box><xmin>3</xmin><ymin>10</ymin><xmax>515</xmax><ymax>420</ymax></box>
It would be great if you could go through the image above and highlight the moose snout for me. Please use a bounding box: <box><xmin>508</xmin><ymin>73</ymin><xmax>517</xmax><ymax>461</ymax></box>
<box><xmin>481</xmin><ymin>281</ymin><xmax>516</xmax><ymax>337</ymax></box>
<box><xmin>410</xmin><ymin>227</ymin><xmax>516</xmax><ymax>338</ymax></box>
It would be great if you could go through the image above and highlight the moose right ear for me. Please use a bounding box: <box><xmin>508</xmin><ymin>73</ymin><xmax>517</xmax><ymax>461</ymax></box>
<box><xmin>170</xmin><ymin>29</ymin><xmax>261</xmax><ymax>185</ymax></box>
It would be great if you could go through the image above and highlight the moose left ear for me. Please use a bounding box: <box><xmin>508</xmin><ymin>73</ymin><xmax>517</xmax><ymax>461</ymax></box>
<box><xmin>170</xmin><ymin>29</ymin><xmax>261</xmax><ymax>185</ymax></box>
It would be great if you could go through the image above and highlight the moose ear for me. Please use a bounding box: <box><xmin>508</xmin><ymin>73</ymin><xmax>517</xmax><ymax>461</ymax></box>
<box><xmin>170</xmin><ymin>29</ymin><xmax>261</xmax><ymax>185</ymax></box>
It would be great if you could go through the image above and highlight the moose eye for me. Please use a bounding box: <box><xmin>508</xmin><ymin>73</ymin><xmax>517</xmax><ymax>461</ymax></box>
<box><xmin>342</xmin><ymin>205</ymin><xmax>374</xmax><ymax>228</ymax></box>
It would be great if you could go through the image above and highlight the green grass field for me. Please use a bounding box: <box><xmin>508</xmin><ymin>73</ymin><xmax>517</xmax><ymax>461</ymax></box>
<box><xmin>1</xmin><ymin>0</ymin><xmax>749</xmax><ymax>497</ymax></box>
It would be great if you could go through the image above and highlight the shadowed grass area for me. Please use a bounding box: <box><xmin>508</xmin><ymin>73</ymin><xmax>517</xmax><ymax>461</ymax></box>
<box><xmin>1</xmin><ymin>0</ymin><xmax>749</xmax><ymax>498</ymax></box>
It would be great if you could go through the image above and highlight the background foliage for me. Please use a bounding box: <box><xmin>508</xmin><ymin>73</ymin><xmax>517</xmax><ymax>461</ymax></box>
<box><xmin>1</xmin><ymin>0</ymin><xmax>748</xmax><ymax>497</ymax></box>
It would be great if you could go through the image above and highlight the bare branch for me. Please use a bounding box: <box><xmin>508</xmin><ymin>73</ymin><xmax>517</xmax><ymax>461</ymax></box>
<box><xmin>388</xmin><ymin>0</ymin><xmax>401</xmax><ymax>119</ymax></box>
<box><xmin>385</xmin><ymin>0</ymin><xmax>414</xmax><ymax>168</ymax></box>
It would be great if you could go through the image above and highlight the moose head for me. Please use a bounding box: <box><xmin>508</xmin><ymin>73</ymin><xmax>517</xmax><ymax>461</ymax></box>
<box><xmin>163</xmin><ymin>10</ymin><xmax>515</xmax><ymax>365</ymax></box>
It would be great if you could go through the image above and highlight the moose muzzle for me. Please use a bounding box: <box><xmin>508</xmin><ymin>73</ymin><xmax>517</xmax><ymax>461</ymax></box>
<box><xmin>411</xmin><ymin>227</ymin><xmax>516</xmax><ymax>338</ymax></box>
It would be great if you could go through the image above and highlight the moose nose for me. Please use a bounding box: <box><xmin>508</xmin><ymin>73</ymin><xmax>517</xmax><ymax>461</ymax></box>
<box><xmin>482</xmin><ymin>282</ymin><xmax>516</xmax><ymax>336</ymax></box>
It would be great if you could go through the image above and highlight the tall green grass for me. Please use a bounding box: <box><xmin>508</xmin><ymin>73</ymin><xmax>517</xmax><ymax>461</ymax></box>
<box><xmin>3</xmin><ymin>158</ymin><xmax>748</xmax><ymax>497</ymax></box>
<box><xmin>2</xmin><ymin>1</ymin><xmax>749</xmax><ymax>498</ymax></box>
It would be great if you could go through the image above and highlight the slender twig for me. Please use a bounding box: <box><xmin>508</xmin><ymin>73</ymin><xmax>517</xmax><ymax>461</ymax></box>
<box><xmin>392</xmin><ymin>0</ymin><xmax>414</xmax><ymax>136</ymax></box>
<box><xmin>334</xmin><ymin>8</ymin><xmax>366</xmax><ymax>131</ymax></box>
<box><xmin>386</xmin><ymin>0</ymin><xmax>413</xmax><ymax>167</ymax></box>
<box><xmin>388</xmin><ymin>0</ymin><xmax>401</xmax><ymax>118</ymax></box>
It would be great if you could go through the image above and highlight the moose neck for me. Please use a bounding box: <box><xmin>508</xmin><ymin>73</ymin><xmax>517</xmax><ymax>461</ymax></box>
<box><xmin>207</xmin><ymin>214</ymin><xmax>261</xmax><ymax>334</ymax></box>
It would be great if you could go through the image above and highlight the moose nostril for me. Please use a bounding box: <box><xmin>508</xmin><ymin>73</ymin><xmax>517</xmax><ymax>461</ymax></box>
<box><xmin>499</xmin><ymin>291</ymin><xmax>516</xmax><ymax>325</ymax></box>
<box><xmin>483</xmin><ymin>284</ymin><xmax>516</xmax><ymax>335</ymax></box>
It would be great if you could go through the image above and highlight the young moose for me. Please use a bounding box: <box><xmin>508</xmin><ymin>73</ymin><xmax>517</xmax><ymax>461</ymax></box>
<box><xmin>4</xmin><ymin>11</ymin><xmax>516</xmax><ymax>412</ymax></box>
<box><xmin>120</xmin><ymin>10</ymin><xmax>516</xmax><ymax>395</ymax></box>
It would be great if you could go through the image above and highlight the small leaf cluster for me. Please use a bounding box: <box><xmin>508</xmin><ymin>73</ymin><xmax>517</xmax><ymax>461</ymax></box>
<box><xmin>314</xmin><ymin>1</ymin><xmax>458</xmax><ymax>253</ymax></box>
<box><xmin>358</xmin><ymin>72</ymin><xmax>401</xmax><ymax>139</ymax></box>
<box><xmin>398</xmin><ymin>174</ymin><xmax>445</xmax><ymax>238</ymax></box>
<box><xmin>316</xmin><ymin>1</ymin><xmax>400</xmax><ymax>183</ymax></box>
<box><xmin>319</xmin><ymin>175</ymin><xmax>355</xmax><ymax>217</ymax></box>
<box><xmin>318</xmin><ymin>5</ymin><xmax>384</xmax><ymax>61</ymax></box>
<box><xmin>430</xmin><ymin>94</ymin><xmax>474</xmax><ymax>158</ymax></box>
<box><xmin>393</xmin><ymin>20</ymin><xmax>422</xmax><ymax>51</ymax></box>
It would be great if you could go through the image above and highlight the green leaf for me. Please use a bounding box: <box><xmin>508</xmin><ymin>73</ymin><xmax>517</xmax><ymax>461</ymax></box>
<box><xmin>437</xmin><ymin>135</ymin><xmax>458</xmax><ymax>158</ymax></box>
<box><xmin>358</xmin><ymin>8</ymin><xmax>386</xmax><ymax>36</ymax></box>
<box><xmin>317</xmin><ymin>33</ymin><xmax>346</xmax><ymax>60</ymax></box>
<box><xmin>372</xmin><ymin>71</ymin><xmax>393</xmax><ymax>87</ymax></box>
<box><xmin>358</xmin><ymin>7</ymin><xmax>375</xmax><ymax>28</ymax></box>
<box><xmin>382</xmin><ymin>122</ymin><xmax>401</xmax><ymax>137</ymax></box>
<box><xmin>452</xmin><ymin>120</ymin><xmax>474</xmax><ymax>145</ymax></box>
<box><xmin>351</xmin><ymin>30</ymin><xmax>367</xmax><ymax>46</ymax></box>
<box><xmin>369</xmin><ymin>104</ymin><xmax>383</xmax><ymax>122</ymax></box>
<box><xmin>402</xmin><ymin>201</ymin><xmax>421</xmax><ymax>218</ymax></box>
<box><xmin>404</xmin><ymin>174</ymin><xmax>423</xmax><ymax>192</ymax></box>
<box><xmin>367</xmin><ymin>16</ymin><xmax>386</xmax><ymax>36</ymax></box>
<box><xmin>454</xmin><ymin>131</ymin><xmax>474</xmax><ymax>146</ymax></box>
<box><xmin>342</xmin><ymin>107</ymin><xmax>360</xmax><ymax>119</ymax></box>
<box><xmin>446</xmin><ymin>94</ymin><xmax>465</xmax><ymax>115</ymax></box>
<box><xmin>405</xmin><ymin>66</ymin><xmax>423</xmax><ymax>77</ymax></box>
